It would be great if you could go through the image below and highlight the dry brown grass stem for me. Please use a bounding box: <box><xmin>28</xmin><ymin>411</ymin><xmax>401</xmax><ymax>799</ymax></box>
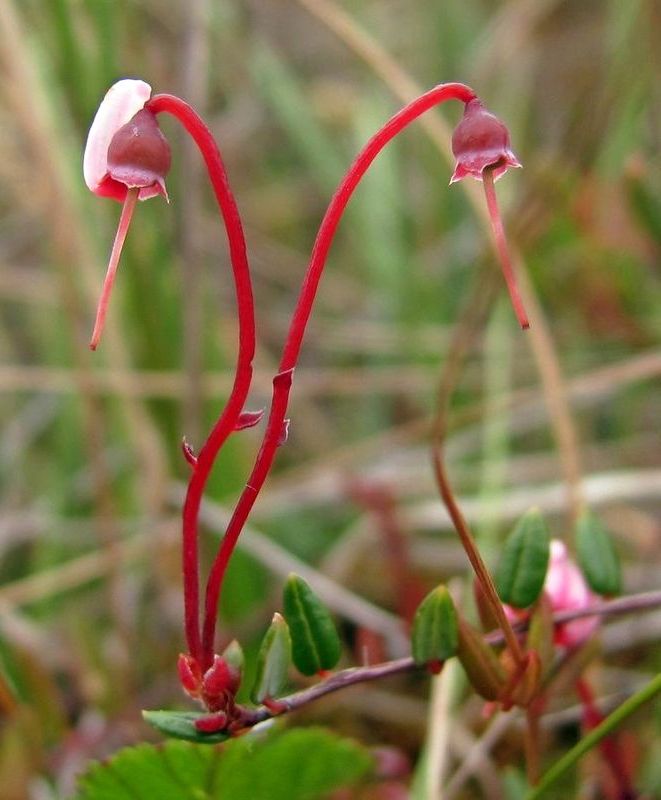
<box><xmin>0</xmin><ymin>521</ymin><xmax>178</xmax><ymax>610</ymax></box>
<box><xmin>3</xmin><ymin>348</ymin><xmax>657</xmax><ymax>404</ymax></box>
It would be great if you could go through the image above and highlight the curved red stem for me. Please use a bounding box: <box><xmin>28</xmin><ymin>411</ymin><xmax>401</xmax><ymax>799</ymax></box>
<box><xmin>200</xmin><ymin>82</ymin><xmax>477</xmax><ymax>666</ymax></box>
<box><xmin>147</xmin><ymin>94</ymin><xmax>256</xmax><ymax>666</ymax></box>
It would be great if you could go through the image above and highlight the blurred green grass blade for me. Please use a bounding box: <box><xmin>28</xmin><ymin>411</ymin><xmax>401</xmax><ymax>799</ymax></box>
<box><xmin>526</xmin><ymin>672</ymin><xmax>661</xmax><ymax>799</ymax></box>
<box><xmin>352</xmin><ymin>96</ymin><xmax>407</xmax><ymax>314</ymax></box>
<box><xmin>46</xmin><ymin>0</ymin><xmax>92</xmax><ymax>123</ymax></box>
<box><xmin>85</xmin><ymin>0</ymin><xmax>119</xmax><ymax>88</ymax></box>
<box><xmin>250</xmin><ymin>43</ymin><xmax>345</xmax><ymax>193</ymax></box>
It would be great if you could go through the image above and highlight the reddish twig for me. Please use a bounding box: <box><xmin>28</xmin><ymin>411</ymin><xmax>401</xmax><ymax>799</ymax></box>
<box><xmin>236</xmin><ymin>590</ymin><xmax>661</xmax><ymax>730</ymax></box>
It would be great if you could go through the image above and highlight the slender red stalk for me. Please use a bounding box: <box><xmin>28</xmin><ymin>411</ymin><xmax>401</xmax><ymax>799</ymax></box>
<box><xmin>575</xmin><ymin>677</ymin><xmax>636</xmax><ymax>799</ymax></box>
<box><xmin>482</xmin><ymin>168</ymin><xmax>529</xmax><ymax>329</ymax></box>
<box><xmin>200</xmin><ymin>82</ymin><xmax>477</xmax><ymax>666</ymax></box>
<box><xmin>147</xmin><ymin>94</ymin><xmax>256</xmax><ymax>666</ymax></box>
<box><xmin>90</xmin><ymin>187</ymin><xmax>139</xmax><ymax>350</ymax></box>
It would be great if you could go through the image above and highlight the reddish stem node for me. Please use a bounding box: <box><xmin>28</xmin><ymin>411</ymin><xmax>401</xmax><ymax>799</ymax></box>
<box><xmin>90</xmin><ymin>187</ymin><xmax>139</xmax><ymax>350</ymax></box>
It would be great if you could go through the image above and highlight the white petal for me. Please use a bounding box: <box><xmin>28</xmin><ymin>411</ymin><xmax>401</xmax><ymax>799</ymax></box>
<box><xmin>83</xmin><ymin>79</ymin><xmax>152</xmax><ymax>193</ymax></box>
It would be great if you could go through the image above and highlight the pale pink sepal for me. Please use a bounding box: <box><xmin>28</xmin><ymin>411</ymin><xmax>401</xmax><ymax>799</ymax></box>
<box><xmin>83</xmin><ymin>79</ymin><xmax>152</xmax><ymax>202</ymax></box>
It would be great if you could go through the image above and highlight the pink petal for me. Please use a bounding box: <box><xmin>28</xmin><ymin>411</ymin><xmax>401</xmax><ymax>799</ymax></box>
<box><xmin>545</xmin><ymin>539</ymin><xmax>599</xmax><ymax>648</ymax></box>
<box><xmin>83</xmin><ymin>79</ymin><xmax>152</xmax><ymax>196</ymax></box>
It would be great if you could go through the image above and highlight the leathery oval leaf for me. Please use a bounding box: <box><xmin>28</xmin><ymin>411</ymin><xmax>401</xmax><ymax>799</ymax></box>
<box><xmin>411</xmin><ymin>585</ymin><xmax>458</xmax><ymax>666</ymax></box>
<box><xmin>496</xmin><ymin>508</ymin><xmax>550</xmax><ymax>609</ymax></box>
<box><xmin>575</xmin><ymin>510</ymin><xmax>621</xmax><ymax>596</ymax></box>
<box><xmin>251</xmin><ymin>612</ymin><xmax>292</xmax><ymax>703</ymax></box>
<box><xmin>283</xmin><ymin>574</ymin><xmax>341</xmax><ymax>676</ymax></box>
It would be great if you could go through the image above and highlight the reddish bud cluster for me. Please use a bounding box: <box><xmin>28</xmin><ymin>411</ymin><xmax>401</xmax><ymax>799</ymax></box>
<box><xmin>177</xmin><ymin>652</ymin><xmax>242</xmax><ymax>714</ymax></box>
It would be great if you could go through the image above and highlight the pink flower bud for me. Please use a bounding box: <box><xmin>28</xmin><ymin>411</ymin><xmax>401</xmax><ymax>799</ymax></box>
<box><xmin>544</xmin><ymin>540</ymin><xmax>599</xmax><ymax>649</ymax></box>
<box><xmin>450</xmin><ymin>99</ymin><xmax>521</xmax><ymax>184</ymax></box>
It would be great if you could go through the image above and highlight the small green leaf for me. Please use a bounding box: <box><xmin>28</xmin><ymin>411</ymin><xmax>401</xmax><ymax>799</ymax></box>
<box><xmin>251</xmin><ymin>612</ymin><xmax>292</xmax><ymax>703</ymax></box>
<box><xmin>142</xmin><ymin>710</ymin><xmax>230</xmax><ymax>744</ymax></box>
<box><xmin>411</xmin><ymin>585</ymin><xmax>458</xmax><ymax>666</ymax></box>
<box><xmin>283</xmin><ymin>574</ymin><xmax>341</xmax><ymax>676</ymax></box>
<box><xmin>496</xmin><ymin>508</ymin><xmax>550</xmax><ymax>609</ymax></box>
<box><xmin>575</xmin><ymin>510</ymin><xmax>621</xmax><ymax>595</ymax></box>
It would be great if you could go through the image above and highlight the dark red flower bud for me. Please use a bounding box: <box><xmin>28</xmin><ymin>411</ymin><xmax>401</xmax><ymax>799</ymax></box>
<box><xmin>451</xmin><ymin>99</ymin><xmax>521</xmax><ymax>183</ymax></box>
<box><xmin>200</xmin><ymin>653</ymin><xmax>242</xmax><ymax>710</ymax></box>
<box><xmin>177</xmin><ymin>652</ymin><xmax>202</xmax><ymax>698</ymax></box>
<box><xmin>107</xmin><ymin>109</ymin><xmax>171</xmax><ymax>200</ymax></box>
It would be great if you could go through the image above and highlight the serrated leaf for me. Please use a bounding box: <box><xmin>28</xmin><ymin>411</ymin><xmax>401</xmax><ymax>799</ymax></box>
<box><xmin>251</xmin><ymin>612</ymin><xmax>292</xmax><ymax>703</ymax></box>
<box><xmin>142</xmin><ymin>710</ymin><xmax>230</xmax><ymax>744</ymax></box>
<box><xmin>575</xmin><ymin>510</ymin><xmax>621</xmax><ymax>595</ymax></box>
<box><xmin>283</xmin><ymin>574</ymin><xmax>341</xmax><ymax>676</ymax></box>
<box><xmin>496</xmin><ymin>508</ymin><xmax>550</xmax><ymax>609</ymax></box>
<box><xmin>75</xmin><ymin>727</ymin><xmax>372</xmax><ymax>800</ymax></box>
<box><xmin>411</xmin><ymin>585</ymin><xmax>458</xmax><ymax>666</ymax></box>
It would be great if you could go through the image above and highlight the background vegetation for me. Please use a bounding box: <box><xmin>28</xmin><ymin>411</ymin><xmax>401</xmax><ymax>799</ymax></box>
<box><xmin>0</xmin><ymin>0</ymin><xmax>659</xmax><ymax>797</ymax></box>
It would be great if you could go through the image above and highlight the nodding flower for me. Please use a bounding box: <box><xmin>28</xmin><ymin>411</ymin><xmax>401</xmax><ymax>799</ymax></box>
<box><xmin>450</xmin><ymin>98</ymin><xmax>528</xmax><ymax>329</ymax></box>
<box><xmin>84</xmin><ymin>79</ymin><xmax>171</xmax><ymax>349</ymax></box>
<box><xmin>450</xmin><ymin>98</ymin><xmax>521</xmax><ymax>184</ymax></box>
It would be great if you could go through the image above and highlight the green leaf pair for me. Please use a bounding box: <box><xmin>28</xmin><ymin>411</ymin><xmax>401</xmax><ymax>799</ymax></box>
<box><xmin>496</xmin><ymin>506</ymin><xmax>622</xmax><ymax>610</ymax></box>
<box><xmin>252</xmin><ymin>574</ymin><xmax>342</xmax><ymax>697</ymax></box>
